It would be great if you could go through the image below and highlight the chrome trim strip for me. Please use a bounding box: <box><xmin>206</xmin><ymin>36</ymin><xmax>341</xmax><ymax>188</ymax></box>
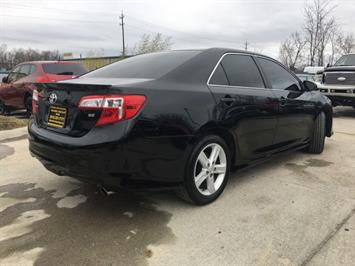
<box><xmin>206</xmin><ymin>52</ymin><xmax>274</xmax><ymax>87</ymax></box>
<box><xmin>206</xmin><ymin>52</ymin><xmax>300</xmax><ymax>90</ymax></box>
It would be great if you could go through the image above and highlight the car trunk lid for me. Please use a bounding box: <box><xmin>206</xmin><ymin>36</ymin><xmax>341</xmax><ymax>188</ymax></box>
<box><xmin>34</xmin><ymin>78</ymin><xmax>151</xmax><ymax>137</ymax></box>
<box><xmin>35</xmin><ymin>82</ymin><xmax>112</xmax><ymax>137</ymax></box>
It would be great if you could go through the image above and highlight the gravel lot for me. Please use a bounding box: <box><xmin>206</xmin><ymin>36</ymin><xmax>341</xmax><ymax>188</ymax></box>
<box><xmin>0</xmin><ymin>107</ymin><xmax>355</xmax><ymax>266</ymax></box>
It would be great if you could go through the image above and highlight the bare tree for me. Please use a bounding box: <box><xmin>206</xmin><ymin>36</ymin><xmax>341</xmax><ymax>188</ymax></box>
<box><xmin>0</xmin><ymin>44</ymin><xmax>60</xmax><ymax>70</ymax></box>
<box><xmin>279</xmin><ymin>32</ymin><xmax>306</xmax><ymax>70</ymax></box>
<box><xmin>304</xmin><ymin>0</ymin><xmax>337</xmax><ymax>66</ymax></box>
<box><xmin>336</xmin><ymin>33</ymin><xmax>355</xmax><ymax>55</ymax></box>
<box><xmin>134</xmin><ymin>33</ymin><xmax>173</xmax><ymax>55</ymax></box>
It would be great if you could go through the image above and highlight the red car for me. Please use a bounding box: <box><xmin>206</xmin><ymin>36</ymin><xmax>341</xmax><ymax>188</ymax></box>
<box><xmin>0</xmin><ymin>61</ymin><xmax>87</xmax><ymax>115</ymax></box>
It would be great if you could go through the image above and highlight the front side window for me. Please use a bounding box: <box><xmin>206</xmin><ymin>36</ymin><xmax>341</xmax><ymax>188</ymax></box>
<box><xmin>7</xmin><ymin>66</ymin><xmax>21</xmax><ymax>82</ymax></box>
<box><xmin>213</xmin><ymin>54</ymin><xmax>264</xmax><ymax>88</ymax></box>
<box><xmin>29</xmin><ymin>64</ymin><xmax>37</xmax><ymax>74</ymax></box>
<box><xmin>257</xmin><ymin>58</ymin><xmax>300</xmax><ymax>91</ymax></box>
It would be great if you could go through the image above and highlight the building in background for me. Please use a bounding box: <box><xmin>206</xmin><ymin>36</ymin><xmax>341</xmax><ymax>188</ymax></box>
<box><xmin>64</xmin><ymin>56</ymin><xmax>127</xmax><ymax>71</ymax></box>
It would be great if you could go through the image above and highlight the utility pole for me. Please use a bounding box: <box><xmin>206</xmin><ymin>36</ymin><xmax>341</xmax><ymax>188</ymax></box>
<box><xmin>119</xmin><ymin>11</ymin><xmax>125</xmax><ymax>57</ymax></box>
<box><xmin>244</xmin><ymin>40</ymin><xmax>249</xmax><ymax>51</ymax></box>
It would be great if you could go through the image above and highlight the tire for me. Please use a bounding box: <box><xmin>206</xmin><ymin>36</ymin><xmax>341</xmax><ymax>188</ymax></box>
<box><xmin>0</xmin><ymin>100</ymin><xmax>8</xmax><ymax>115</ymax></box>
<box><xmin>308</xmin><ymin>112</ymin><xmax>326</xmax><ymax>154</ymax></box>
<box><xmin>177</xmin><ymin>135</ymin><xmax>231</xmax><ymax>205</ymax></box>
<box><xmin>25</xmin><ymin>96</ymin><xmax>32</xmax><ymax>116</ymax></box>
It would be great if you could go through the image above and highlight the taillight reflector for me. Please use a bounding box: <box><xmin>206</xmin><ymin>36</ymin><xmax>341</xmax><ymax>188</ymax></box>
<box><xmin>78</xmin><ymin>95</ymin><xmax>146</xmax><ymax>126</ymax></box>
<box><xmin>32</xmin><ymin>89</ymin><xmax>39</xmax><ymax>114</ymax></box>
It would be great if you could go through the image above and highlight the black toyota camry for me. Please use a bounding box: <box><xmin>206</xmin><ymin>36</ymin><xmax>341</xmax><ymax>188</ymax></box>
<box><xmin>28</xmin><ymin>48</ymin><xmax>333</xmax><ymax>205</ymax></box>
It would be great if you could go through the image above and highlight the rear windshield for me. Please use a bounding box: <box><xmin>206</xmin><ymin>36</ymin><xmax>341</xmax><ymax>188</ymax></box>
<box><xmin>82</xmin><ymin>51</ymin><xmax>201</xmax><ymax>79</ymax></box>
<box><xmin>334</xmin><ymin>54</ymin><xmax>355</xmax><ymax>66</ymax></box>
<box><xmin>43</xmin><ymin>63</ymin><xmax>87</xmax><ymax>76</ymax></box>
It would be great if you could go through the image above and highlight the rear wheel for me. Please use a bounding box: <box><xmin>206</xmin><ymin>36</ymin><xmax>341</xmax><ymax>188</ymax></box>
<box><xmin>308</xmin><ymin>112</ymin><xmax>326</xmax><ymax>154</ymax></box>
<box><xmin>177</xmin><ymin>135</ymin><xmax>230</xmax><ymax>205</ymax></box>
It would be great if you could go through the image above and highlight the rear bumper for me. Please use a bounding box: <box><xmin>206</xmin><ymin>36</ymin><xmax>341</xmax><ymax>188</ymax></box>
<box><xmin>28</xmin><ymin>120</ymin><xmax>193</xmax><ymax>189</ymax></box>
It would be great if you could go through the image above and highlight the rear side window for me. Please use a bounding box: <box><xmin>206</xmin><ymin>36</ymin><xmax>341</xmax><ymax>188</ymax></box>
<box><xmin>257</xmin><ymin>58</ymin><xmax>300</xmax><ymax>91</ymax></box>
<box><xmin>215</xmin><ymin>54</ymin><xmax>264</xmax><ymax>88</ymax></box>
<box><xmin>83</xmin><ymin>51</ymin><xmax>200</xmax><ymax>79</ymax></box>
<box><xmin>209</xmin><ymin>64</ymin><xmax>229</xmax><ymax>85</ymax></box>
<box><xmin>43</xmin><ymin>63</ymin><xmax>87</xmax><ymax>76</ymax></box>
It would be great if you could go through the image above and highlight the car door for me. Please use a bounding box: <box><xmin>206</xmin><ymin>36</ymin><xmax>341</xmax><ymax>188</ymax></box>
<box><xmin>12</xmin><ymin>64</ymin><xmax>36</xmax><ymax>108</ymax></box>
<box><xmin>1</xmin><ymin>66</ymin><xmax>21</xmax><ymax>107</ymax></box>
<box><xmin>256</xmin><ymin>57</ymin><xmax>315</xmax><ymax>149</ymax></box>
<box><xmin>207</xmin><ymin>53</ymin><xmax>279</xmax><ymax>162</ymax></box>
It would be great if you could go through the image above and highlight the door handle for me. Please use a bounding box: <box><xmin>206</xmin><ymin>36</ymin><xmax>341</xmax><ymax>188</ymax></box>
<box><xmin>279</xmin><ymin>96</ymin><xmax>287</xmax><ymax>106</ymax></box>
<box><xmin>221</xmin><ymin>95</ymin><xmax>236</xmax><ymax>105</ymax></box>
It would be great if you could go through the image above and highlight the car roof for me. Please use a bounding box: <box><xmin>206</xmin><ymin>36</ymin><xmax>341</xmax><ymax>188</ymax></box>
<box><xmin>155</xmin><ymin>47</ymin><xmax>280</xmax><ymax>84</ymax></box>
<box><xmin>173</xmin><ymin>47</ymin><xmax>272</xmax><ymax>59</ymax></box>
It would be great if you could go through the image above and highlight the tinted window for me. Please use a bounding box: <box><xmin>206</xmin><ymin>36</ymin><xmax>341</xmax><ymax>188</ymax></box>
<box><xmin>209</xmin><ymin>64</ymin><xmax>228</xmax><ymax>85</ymax></box>
<box><xmin>83</xmin><ymin>51</ymin><xmax>200</xmax><ymax>79</ymax></box>
<box><xmin>43</xmin><ymin>63</ymin><xmax>87</xmax><ymax>76</ymax></box>
<box><xmin>258</xmin><ymin>58</ymin><xmax>300</xmax><ymax>91</ymax></box>
<box><xmin>219</xmin><ymin>55</ymin><xmax>264</xmax><ymax>87</ymax></box>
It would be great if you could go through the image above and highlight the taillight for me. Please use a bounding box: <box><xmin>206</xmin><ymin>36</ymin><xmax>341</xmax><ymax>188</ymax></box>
<box><xmin>32</xmin><ymin>89</ymin><xmax>39</xmax><ymax>114</ymax></box>
<box><xmin>78</xmin><ymin>95</ymin><xmax>146</xmax><ymax>126</ymax></box>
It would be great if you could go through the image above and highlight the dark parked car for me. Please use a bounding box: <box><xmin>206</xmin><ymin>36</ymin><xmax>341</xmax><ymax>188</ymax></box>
<box><xmin>0</xmin><ymin>61</ymin><xmax>87</xmax><ymax>115</ymax></box>
<box><xmin>28</xmin><ymin>48</ymin><xmax>333</xmax><ymax>205</ymax></box>
<box><xmin>318</xmin><ymin>53</ymin><xmax>355</xmax><ymax>107</ymax></box>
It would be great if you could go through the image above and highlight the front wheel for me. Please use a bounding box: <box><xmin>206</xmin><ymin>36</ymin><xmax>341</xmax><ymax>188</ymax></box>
<box><xmin>0</xmin><ymin>100</ymin><xmax>8</xmax><ymax>115</ymax></box>
<box><xmin>307</xmin><ymin>112</ymin><xmax>326</xmax><ymax>154</ymax></box>
<box><xmin>177</xmin><ymin>135</ymin><xmax>230</xmax><ymax>205</ymax></box>
<box><xmin>25</xmin><ymin>96</ymin><xmax>32</xmax><ymax>116</ymax></box>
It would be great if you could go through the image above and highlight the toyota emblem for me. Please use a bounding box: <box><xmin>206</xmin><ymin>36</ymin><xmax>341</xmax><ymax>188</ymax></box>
<box><xmin>49</xmin><ymin>93</ymin><xmax>58</xmax><ymax>104</ymax></box>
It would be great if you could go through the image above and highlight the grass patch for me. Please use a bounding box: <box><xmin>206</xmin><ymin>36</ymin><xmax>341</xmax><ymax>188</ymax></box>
<box><xmin>0</xmin><ymin>116</ymin><xmax>28</xmax><ymax>131</ymax></box>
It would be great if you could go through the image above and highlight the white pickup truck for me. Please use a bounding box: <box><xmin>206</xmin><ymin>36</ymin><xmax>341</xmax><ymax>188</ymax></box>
<box><xmin>317</xmin><ymin>54</ymin><xmax>355</xmax><ymax>107</ymax></box>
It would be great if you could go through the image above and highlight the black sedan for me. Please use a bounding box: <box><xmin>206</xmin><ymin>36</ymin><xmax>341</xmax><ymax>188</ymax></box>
<box><xmin>28</xmin><ymin>48</ymin><xmax>333</xmax><ymax>205</ymax></box>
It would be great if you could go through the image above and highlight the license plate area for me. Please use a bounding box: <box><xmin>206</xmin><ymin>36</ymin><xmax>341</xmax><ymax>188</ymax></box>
<box><xmin>47</xmin><ymin>106</ymin><xmax>67</xmax><ymax>128</ymax></box>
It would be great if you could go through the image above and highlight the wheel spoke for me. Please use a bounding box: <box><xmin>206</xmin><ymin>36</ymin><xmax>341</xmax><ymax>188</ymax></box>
<box><xmin>198</xmin><ymin>151</ymin><xmax>209</xmax><ymax>168</ymax></box>
<box><xmin>195</xmin><ymin>170</ymin><xmax>208</xmax><ymax>187</ymax></box>
<box><xmin>207</xmin><ymin>177</ymin><xmax>216</xmax><ymax>194</ymax></box>
<box><xmin>214</xmin><ymin>164</ymin><xmax>226</xmax><ymax>174</ymax></box>
<box><xmin>210</xmin><ymin>145</ymin><xmax>220</xmax><ymax>164</ymax></box>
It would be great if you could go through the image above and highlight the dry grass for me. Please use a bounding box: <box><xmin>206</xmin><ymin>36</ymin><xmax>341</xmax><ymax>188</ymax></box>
<box><xmin>0</xmin><ymin>115</ymin><xmax>28</xmax><ymax>130</ymax></box>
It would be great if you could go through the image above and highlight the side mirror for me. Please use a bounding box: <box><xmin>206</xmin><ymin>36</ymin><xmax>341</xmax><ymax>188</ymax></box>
<box><xmin>2</xmin><ymin>76</ymin><xmax>8</xmax><ymax>83</ymax></box>
<box><xmin>303</xmin><ymin>80</ymin><xmax>318</xmax><ymax>91</ymax></box>
<box><xmin>326</xmin><ymin>63</ymin><xmax>331</xmax><ymax>68</ymax></box>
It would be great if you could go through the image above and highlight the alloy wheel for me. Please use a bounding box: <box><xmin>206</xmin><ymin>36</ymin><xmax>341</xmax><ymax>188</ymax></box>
<box><xmin>193</xmin><ymin>143</ymin><xmax>227</xmax><ymax>196</ymax></box>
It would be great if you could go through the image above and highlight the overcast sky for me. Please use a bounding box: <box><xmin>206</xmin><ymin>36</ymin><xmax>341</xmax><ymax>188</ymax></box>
<box><xmin>0</xmin><ymin>0</ymin><xmax>354</xmax><ymax>59</ymax></box>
